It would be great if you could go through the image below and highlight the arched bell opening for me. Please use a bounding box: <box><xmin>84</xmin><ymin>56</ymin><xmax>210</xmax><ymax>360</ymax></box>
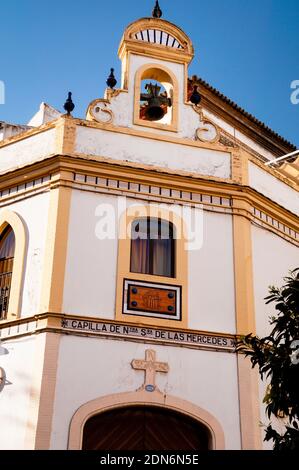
<box><xmin>134</xmin><ymin>64</ymin><xmax>178</xmax><ymax>131</ymax></box>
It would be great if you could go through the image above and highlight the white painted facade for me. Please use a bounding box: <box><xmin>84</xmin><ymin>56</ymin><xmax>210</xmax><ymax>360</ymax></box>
<box><xmin>0</xmin><ymin>128</ymin><xmax>56</xmax><ymax>173</ymax></box>
<box><xmin>0</xmin><ymin>193</ymin><xmax>50</xmax><ymax>317</ymax></box>
<box><xmin>63</xmin><ymin>191</ymin><xmax>236</xmax><ymax>332</ymax></box>
<box><xmin>0</xmin><ymin>122</ymin><xmax>32</xmax><ymax>142</ymax></box>
<box><xmin>27</xmin><ymin>102</ymin><xmax>61</xmax><ymax>127</ymax></box>
<box><xmin>251</xmin><ymin>226</ymin><xmax>299</xmax><ymax>449</ymax></box>
<box><xmin>0</xmin><ymin>336</ymin><xmax>37</xmax><ymax>449</ymax></box>
<box><xmin>75</xmin><ymin>125</ymin><xmax>231</xmax><ymax>180</ymax></box>
<box><xmin>249</xmin><ymin>162</ymin><xmax>299</xmax><ymax>216</ymax></box>
<box><xmin>50</xmin><ymin>336</ymin><xmax>241</xmax><ymax>449</ymax></box>
<box><xmin>0</xmin><ymin>12</ymin><xmax>298</xmax><ymax>451</ymax></box>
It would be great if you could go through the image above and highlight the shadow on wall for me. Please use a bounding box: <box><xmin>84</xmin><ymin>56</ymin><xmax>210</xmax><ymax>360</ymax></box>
<box><xmin>0</xmin><ymin>367</ymin><xmax>11</xmax><ymax>391</ymax></box>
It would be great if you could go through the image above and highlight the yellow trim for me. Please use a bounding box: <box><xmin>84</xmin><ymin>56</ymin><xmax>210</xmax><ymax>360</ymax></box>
<box><xmin>231</xmin><ymin>148</ymin><xmax>250</xmax><ymax>185</ymax></box>
<box><xmin>118</xmin><ymin>17</ymin><xmax>194</xmax><ymax>66</ymax></box>
<box><xmin>0</xmin><ymin>114</ymin><xmax>297</xmax><ymax>191</ymax></box>
<box><xmin>86</xmin><ymin>98</ymin><xmax>114</xmax><ymax>124</ymax></box>
<box><xmin>0</xmin><ymin>312</ymin><xmax>236</xmax><ymax>342</ymax></box>
<box><xmin>39</xmin><ymin>171</ymin><xmax>72</xmax><ymax>313</ymax></box>
<box><xmin>232</xmin><ymin>199</ymin><xmax>262</xmax><ymax>449</ymax></box>
<box><xmin>34</xmin><ymin>332</ymin><xmax>61</xmax><ymax>449</ymax></box>
<box><xmin>0</xmin><ymin>210</ymin><xmax>27</xmax><ymax>321</ymax></box>
<box><xmin>0</xmin><ymin>119</ymin><xmax>58</xmax><ymax>149</ymax></box>
<box><xmin>233</xmin><ymin>200</ymin><xmax>256</xmax><ymax>334</ymax></box>
<box><xmin>133</xmin><ymin>63</ymin><xmax>179</xmax><ymax>132</ymax></box>
<box><xmin>55</xmin><ymin>115</ymin><xmax>76</xmax><ymax>154</ymax></box>
<box><xmin>116</xmin><ymin>205</ymin><xmax>188</xmax><ymax>328</ymax></box>
<box><xmin>248</xmin><ymin>154</ymin><xmax>298</xmax><ymax>191</ymax></box>
<box><xmin>25</xmin><ymin>332</ymin><xmax>61</xmax><ymax>449</ymax></box>
<box><xmin>68</xmin><ymin>391</ymin><xmax>225</xmax><ymax>450</ymax></box>
<box><xmin>279</xmin><ymin>156</ymin><xmax>299</xmax><ymax>185</ymax></box>
<box><xmin>0</xmin><ymin>154</ymin><xmax>298</xmax><ymax>235</ymax></box>
<box><xmin>0</xmin><ymin>153</ymin><xmax>298</xmax><ymax>249</ymax></box>
<box><xmin>192</xmin><ymin>106</ymin><xmax>220</xmax><ymax>144</ymax></box>
<box><xmin>75</xmin><ymin>118</ymin><xmax>231</xmax><ymax>153</ymax></box>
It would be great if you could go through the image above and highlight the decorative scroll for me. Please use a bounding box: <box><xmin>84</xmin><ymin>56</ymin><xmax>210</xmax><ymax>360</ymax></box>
<box><xmin>86</xmin><ymin>99</ymin><xmax>114</xmax><ymax>124</ymax></box>
<box><xmin>193</xmin><ymin>106</ymin><xmax>220</xmax><ymax>143</ymax></box>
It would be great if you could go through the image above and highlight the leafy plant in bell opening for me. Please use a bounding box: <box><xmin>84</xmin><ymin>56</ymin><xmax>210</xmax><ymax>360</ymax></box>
<box><xmin>236</xmin><ymin>268</ymin><xmax>299</xmax><ymax>450</ymax></box>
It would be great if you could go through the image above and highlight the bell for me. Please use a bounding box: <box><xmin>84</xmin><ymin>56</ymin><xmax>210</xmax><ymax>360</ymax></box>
<box><xmin>140</xmin><ymin>82</ymin><xmax>172</xmax><ymax>122</ymax></box>
<box><xmin>144</xmin><ymin>97</ymin><xmax>166</xmax><ymax>121</ymax></box>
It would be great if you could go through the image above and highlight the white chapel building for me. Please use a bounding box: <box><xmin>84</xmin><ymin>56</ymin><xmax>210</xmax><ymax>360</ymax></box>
<box><xmin>0</xmin><ymin>3</ymin><xmax>298</xmax><ymax>450</ymax></box>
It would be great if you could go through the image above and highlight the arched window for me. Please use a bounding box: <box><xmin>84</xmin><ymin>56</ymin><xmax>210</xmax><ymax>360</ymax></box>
<box><xmin>116</xmin><ymin>206</ymin><xmax>187</xmax><ymax>327</ymax></box>
<box><xmin>130</xmin><ymin>218</ymin><xmax>175</xmax><ymax>278</ymax></box>
<box><xmin>0</xmin><ymin>226</ymin><xmax>15</xmax><ymax>320</ymax></box>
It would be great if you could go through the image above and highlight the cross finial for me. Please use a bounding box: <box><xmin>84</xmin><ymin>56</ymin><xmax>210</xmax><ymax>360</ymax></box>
<box><xmin>131</xmin><ymin>349</ymin><xmax>169</xmax><ymax>392</ymax></box>
<box><xmin>152</xmin><ymin>1</ymin><xmax>162</xmax><ymax>18</ymax></box>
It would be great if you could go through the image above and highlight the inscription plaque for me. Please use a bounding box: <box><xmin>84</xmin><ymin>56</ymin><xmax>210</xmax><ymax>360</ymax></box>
<box><xmin>123</xmin><ymin>279</ymin><xmax>181</xmax><ymax>321</ymax></box>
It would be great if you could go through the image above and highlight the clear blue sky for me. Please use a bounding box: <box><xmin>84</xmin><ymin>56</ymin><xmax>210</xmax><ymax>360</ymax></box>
<box><xmin>1</xmin><ymin>0</ymin><xmax>298</xmax><ymax>146</ymax></box>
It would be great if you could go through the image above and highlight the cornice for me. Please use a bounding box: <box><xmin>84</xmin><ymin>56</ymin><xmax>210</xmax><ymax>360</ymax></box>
<box><xmin>0</xmin><ymin>155</ymin><xmax>298</xmax><ymax>240</ymax></box>
<box><xmin>0</xmin><ymin>115</ymin><xmax>297</xmax><ymax>191</ymax></box>
<box><xmin>0</xmin><ymin>119</ymin><xmax>58</xmax><ymax>149</ymax></box>
<box><xmin>0</xmin><ymin>312</ymin><xmax>236</xmax><ymax>347</ymax></box>
<box><xmin>118</xmin><ymin>17</ymin><xmax>194</xmax><ymax>65</ymax></box>
<box><xmin>199</xmin><ymin>93</ymin><xmax>294</xmax><ymax>158</ymax></box>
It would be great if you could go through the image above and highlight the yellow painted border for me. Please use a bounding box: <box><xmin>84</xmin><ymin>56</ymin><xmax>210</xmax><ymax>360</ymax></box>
<box><xmin>0</xmin><ymin>210</ymin><xmax>27</xmax><ymax>321</ymax></box>
<box><xmin>39</xmin><ymin>171</ymin><xmax>72</xmax><ymax>313</ymax></box>
<box><xmin>0</xmin><ymin>312</ymin><xmax>236</xmax><ymax>345</ymax></box>
<box><xmin>232</xmin><ymin>199</ymin><xmax>262</xmax><ymax>449</ymax></box>
<box><xmin>116</xmin><ymin>204</ymin><xmax>188</xmax><ymax>329</ymax></box>
<box><xmin>118</xmin><ymin>17</ymin><xmax>194</xmax><ymax>66</ymax></box>
<box><xmin>25</xmin><ymin>332</ymin><xmax>61</xmax><ymax>449</ymax></box>
<box><xmin>0</xmin><ymin>155</ymin><xmax>297</xmax><ymax>244</ymax></box>
<box><xmin>68</xmin><ymin>390</ymin><xmax>225</xmax><ymax>450</ymax></box>
<box><xmin>0</xmin><ymin>116</ymin><xmax>297</xmax><ymax>192</ymax></box>
<box><xmin>133</xmin><ymin>63</ymin><xmax>179</xmax><ymax>132</ymax></box>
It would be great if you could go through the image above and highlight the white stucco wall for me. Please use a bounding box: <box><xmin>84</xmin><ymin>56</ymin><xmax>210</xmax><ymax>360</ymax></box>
<box><xmin>249</xmin><ymin>162</ymin><xmax>299</xmax><ymax>216</ymax></box>
<box><xmin>252</xmin><ymin>225</ymin><xmax>299</xmax><ymax>449</ymax></box>
<box><xmin>2</xmin><ymin>192</ymin><xmax>50</xmax><ymax>316</ymax></box>
<box><xmin>0</xmin><ymin>336</ymin><xmax>36</xmax><ymax>449</ymax></box>
<box><xmin>63</xmin><ymin>190</ymin><xmax>235</xmax><ymax>333</ymax></box>
<box><xmin>0</xmin><ymin>124</ymin><xmax>32</xmax><ymax>142</ymax></box>
<box><xmin>109</xmin><ymin>51</ymin><xmax>280</xmax><ymax>161</ymax></box>
<box><xmin>0</xmin><ymin>129</ymin><xmax>56</xmax><ymax>173</ymax></box>
<box><xmin>75</xmin><ymin>126</ymin><xmax>231</xmax><ymax>179</ymax></box>
<box><xmin>252</xmin><ymin>226</ymin><xmax>299</xmax><ymax>341</ymax></box>
<box><xmin>50</xmin><ymin>335</ymin><xmax>241</xmax><ymax>450</ymax></box>
<box><xmin>112</xmin><ymin>55</ymin><xmax>186</xmax><ymax>136</ymax></box>
<box><xmin>120</xmin><ymin>53</ymin><xmax>279</xmax><ymax>164</ymax></box>
<box><xmin>189</xmin><ymin>213</ymin><xmax>236</xmax><ymax>333</ymax></box>
<box><xmin>202</xmin><ymin>110</ymin><xmax>277</xmax><ymax>162</ymax></box>
<box><xmin>63</xmin><ymin>191</ymin><xmax>118</xmax><ymax>317</ymax></box>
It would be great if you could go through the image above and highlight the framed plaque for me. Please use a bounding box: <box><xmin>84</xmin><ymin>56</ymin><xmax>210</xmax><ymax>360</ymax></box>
<box><xmin>123</xmin><ymin>279</ymin><xmax>181</xmax><ymax>321</ymax></box>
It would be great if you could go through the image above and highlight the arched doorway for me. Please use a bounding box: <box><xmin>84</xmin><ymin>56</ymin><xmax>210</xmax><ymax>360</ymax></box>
<box><xmin>82</xmin><ymin>406</ymin><xmax>211</xmax><ymax>450</ymax></box>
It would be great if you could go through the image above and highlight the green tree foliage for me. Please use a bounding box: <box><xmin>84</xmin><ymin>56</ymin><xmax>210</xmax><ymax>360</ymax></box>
<box><xmin>237</xmin><ymin>268</ymin><xmax>299</xmax><ymax>450</ymax></box>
